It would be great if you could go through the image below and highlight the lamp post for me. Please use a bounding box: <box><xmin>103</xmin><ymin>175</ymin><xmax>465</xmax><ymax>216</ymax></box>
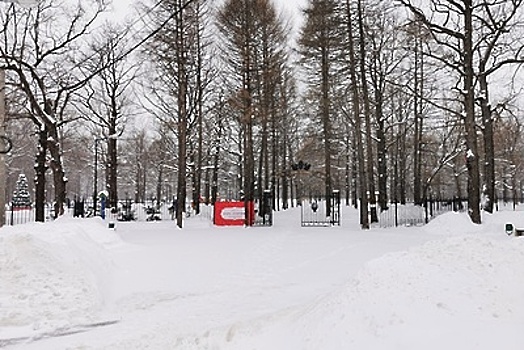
<box><xmin>291</xmin><ymin>160</ymin><xmax>311</xmax><ymax>206</ymax></box>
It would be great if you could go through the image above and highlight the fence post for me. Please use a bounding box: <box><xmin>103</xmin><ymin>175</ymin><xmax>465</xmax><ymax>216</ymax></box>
<box><xmin>424</xmin><ymin>198</ymin><xmax>429</xmax><ymax>224</ymax></box>
<box><xmin>262</xmin><ymin>190</ymin><xmax>272</xmax><ymax>226</ymax></box>
<box><xmin>394</xmin><ymin>201</ymin><xmax>398</xmax><ymax>227</ymax></box>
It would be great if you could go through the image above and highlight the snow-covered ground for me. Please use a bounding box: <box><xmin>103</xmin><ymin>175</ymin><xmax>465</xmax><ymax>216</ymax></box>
<box><xmin>1</xmin><ymin>205</ymin><xmax>523</xmax><ymax>349</ymax></box>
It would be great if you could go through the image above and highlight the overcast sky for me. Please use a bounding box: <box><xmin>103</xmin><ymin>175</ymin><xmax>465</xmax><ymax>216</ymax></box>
<box><xmin>112</xmin><ymin>0</ymin><xmax>308</xmax><ymax>34</ymax></box>
<box><xmin>274</xmin><ymin>0</ymin><xmax>307</xmax><ymax>33</ymax></box>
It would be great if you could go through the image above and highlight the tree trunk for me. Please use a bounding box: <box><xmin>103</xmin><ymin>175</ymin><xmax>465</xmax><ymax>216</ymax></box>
<box><xmin>242</xmin><ymin>2</ymin><xmax>255</xmax><ymax>226</ymax></box>
<box><xmin>48</xmin><ymin>129</ymin><xmax>67</xmax><ymax>218</ymax></box>
<box><xmin>373</xmin><ymin>62</ymin><xmax>388</xmax><ymax>211</ymax></box>
<box><xmin>243</xmin><ymin>113</ymin><xmax>254</xmax><ymax>225</ymax></box>
<box><xmin>257</xmin><ymin>120</ymin><xmax>267</xmax><ymax>204</ymax></box>
<box><xmin>271</xmin><ymin>107</ymin><xmax>277</xmax><ymax>211</ymax></box>
<box><xmin>357</xmin><ymin>0</ymin><xmax>377</xmax><ymax>224</ymax></box>
<box><xmin>34</xmin><ymin>128</ymin><xmax>47</xmax><ymax>222</ymax></box>
<box><xmin>376</xmin><ymin>116</ymin><xmax>388</xmax><ymax>211</ymax></box>
<box><xmin>194</xmin><ymin>10</ymin><xmax>204</xmax><ymax>216</ymax></box>
<box><xmin>479</xmin><ymin>72</ymin><xmax>494</xmax><ymax>213</ymax></box>
<box><xmin>204</xmin><ymin>154</ymin><xmax>211</xmax><ymax>204</ymax></box>
<box><xmin>280</xmin><ymin>74</ymin><xmax>292</xmax><ymax>211</ymax></box>
<box><xmin>156</xmin><ymin>165</ymin><xmax>163</xmax><ymax>208</ymax></box>
<box><xmin>464</xmin><ymin>0</ymin><xmax>481</xmax><ymax>224</ymax></box>
<box><xmin>175</xmin><ymin>0</ymin><xmax>188</xmax><ymax>228</ymax></box>
<box><xmin>346</xmin><ymin>0</ymin><xmax>368</xmax><ymax>228</ymax></box>
<box><xmin>243</xmin><ymin>89</ymin><xmax>254</xmax><ymax>225</ymax></box>
<box><xmin>321</xmin><ymin>44</ymin><xmax>333</xmax><ymax>218</ymax></box>
<box><xmin>211</xmin><ymin>115</ymin><xmax>222</xmax><ymax>205</ymax></box>
<box><xmin>191</xmin><ymin>149</ymin><xmax>198</xmax><ymax>213</ymax></box>
<box><xmin>45</xmin><ymin>99</ymin><xmax>67</xmax><ymax>218</ymax></box>
<box><xmin>176</xmin><ymin>99</ymin><xmax>187</xmax><ymax>228</ymax></box>
<box><xmin>413</xmin><ymin>39</ymin><xmax>423</xmax><ymax>205</ymax></box>
<box><xmin>282</xmin><ymin>133</ymin><xmax>289</xmax><ymax>210</ymax></box>
<box><xmin>345</xmin><ymin>152</ymin><xmax>351</xmax><ymax>206</ymax></box>
<box><xmin>0</xmin><ymin>69</ymin><xmax>5</xmax><ymax>226</ymax></box>
<box><xmin>107</xmin><ymin>134</ymin><xmax>118</xmax><ymax>209</ymax></box>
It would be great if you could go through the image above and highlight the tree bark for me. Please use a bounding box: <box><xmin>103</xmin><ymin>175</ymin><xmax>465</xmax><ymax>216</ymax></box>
<box><xmin>43</xmin><ymin>100</ymin><xmax>67</xmax><ymax>218</ymax></box>
<box><xmin>175</xmin><ymin>0</ymin><xmax>188</xmax><ymax>228</ymax></box>
<box><xmin>357</xmin><ymin>0</ymin><xmax>377</xmax><ymax>223</ymax></box>
<box><xmin>413</xmin><ymin>39</ymin><xmax>423</xmax><ymax>205</ymax></box>
<box><xmin>321</xmin><ymin>43</ymin><xmax>333</xmax><ymax>218</ymax></box>
<box><xmin>464</xmin><ymin>0</ymin><xmax>481</xmax><ymax>224</ymax></box>
<box><xmin>479</xmin><ymin>72</ymin><xmax>495</xmax><ymax>213</ymax></box>
<box><xmin>194</xmin><ymin>3</ymin><xmax>204</xmax><ymax>215</ymax></box>
<box><xmin>107</xmin><ymin>133</ymin><xmax>118</xmax><ymax>209</ymax></box>
<box><xmin>34</xmin><ymin>128</ymin><xmax>47</xmax><ymax>222</ymax></box>
<box><xmin>346</xmin><ymin>0</ymin><xmax>369</xmax><ymax>228</ymax></box>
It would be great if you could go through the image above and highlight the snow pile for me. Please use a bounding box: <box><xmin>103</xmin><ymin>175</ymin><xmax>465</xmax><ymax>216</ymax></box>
<box><xmin>0</xmin><ymin>218</ymin><xmax>120</xmax><ymax>342</ymax></box>
<box><xmin>298</xmin><ymin>236</ymin><xmax>524</xmax><ymax>350</ymax></box>
<box><xmin>212</xmin><ymin>215</ymin><xmax>524</xmax><ymax>350</ymax></box>
<box><xmin>1</xmin><ymin>209</ymin><xmax>523</xmax><ymax>349</ymax></box>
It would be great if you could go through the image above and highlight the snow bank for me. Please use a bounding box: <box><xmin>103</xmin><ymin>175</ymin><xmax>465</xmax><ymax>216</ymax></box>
<box><xmin>1</xmin><ymin>210</ymin><xmax>523</xmax><ymax>349</ymax></box>
<box><xmin>296</xmin><ymin>235</ymin><xmax>524</xmax><ymax>350</ymax></box>
<box><xmin>207</xmin><ymin>215</ymin><xmax>524</xmax><ymax>350</ymax></box>
<box><xmin>0</xmin><ymin>217</ymin><xmax>120</xmax><ymax>342</ymax></box>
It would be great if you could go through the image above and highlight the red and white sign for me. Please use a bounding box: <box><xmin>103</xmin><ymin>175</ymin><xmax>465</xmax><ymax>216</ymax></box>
<box><xmin>214</xmin><ymin>201</ymin><xmax>254</xmax><ymax>226</ymax></box>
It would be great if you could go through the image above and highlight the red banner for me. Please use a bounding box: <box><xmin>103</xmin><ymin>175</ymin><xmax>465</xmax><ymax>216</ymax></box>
<box><xmin>214</xmin><ymin>201</ymin><xmax>254</xmax><ymax>226</ymax></box>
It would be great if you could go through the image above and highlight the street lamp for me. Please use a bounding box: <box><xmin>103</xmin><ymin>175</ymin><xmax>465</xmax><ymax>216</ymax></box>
<box><xmin>291</xmin><ymin>160</ymin><xmax>311</xmax><ymax>206</ymax></box>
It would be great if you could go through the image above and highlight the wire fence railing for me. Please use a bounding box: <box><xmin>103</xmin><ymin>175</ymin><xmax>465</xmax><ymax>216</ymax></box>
<box><xmin>379</xmin><ymin>198</ymin><xmax>468</xmax><ymax>228</ymax></box>
<box><xmin>4</xmin><ymin>198</ymin><xmax>222</xmax><ymax>226</ymax></box>
<box><xmin>6</xmin><ymin>203</ymin><xmax>56</xmax><ymax>226</ymax></box>
<box><xmin>7</xmin><ymin>197</ymin><xmax>516</xmax><ymax>229</ymax></box>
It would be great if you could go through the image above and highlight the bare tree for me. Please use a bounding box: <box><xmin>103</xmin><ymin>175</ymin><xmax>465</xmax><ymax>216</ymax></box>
<box><xmin>121</xmin><ymin>129</ymin><xmax>153</xmax><ymax>203</ymax></box>
<box><xmin>299</xmin><ymin>0</ymin><xmax>342</xmax><ymax>218</ymax></box>
<box><xmin>144</xmin><ymin>0</ymin><xmax>209</xmax><ymax>227</ymax></box>
<box><xmin>474</xmin><ymin>0</ymin><xmax>524</xmax><ymax>213</ymax></box>
<box><xmin>76</xmin><ymin>23</ymin><xmax>140</xmax><ymax>209</ymax></box>
<box><xmin>341</xmin><ymin>0</ymin><xmax>369</xmax><ymax>228</ymax></box>
<box><xmin>494</xmin><ymin>110</ymin><xmax>524</xmax><ymax>207</ymax></box>
<box><xmin>398</xmin><ymin>0</ymin><xmax>483</xmax><ymax>223</ymax></box>
<box><xmin>276</xmin><ymin>69</ymin><xmax>298</xmax><ymax>210</ymax></box>
<box><xmin>0</xmin><ymin>0</ymin><xmax>107</xmax><ymax>220</ymax></box>
<box><xmin>183</xmin><ymin>0</ymin><xmax>217</xmax><ymax>216</ymax></box>
<box><xmin>217</xmin><ymin>0</ymin><xmax>290</xmax><ymax>225</ymax></box>
<box><xmin>398</xmin><ymin>0</ymin><xmax>524</xmax><ymax>223</ymax></box>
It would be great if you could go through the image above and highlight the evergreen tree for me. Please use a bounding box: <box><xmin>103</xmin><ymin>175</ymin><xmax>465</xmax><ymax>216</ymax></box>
<box><xmin>12</xmin><ymin>174</ymin><xmax>31</xmax><ymax>207</ymax></box>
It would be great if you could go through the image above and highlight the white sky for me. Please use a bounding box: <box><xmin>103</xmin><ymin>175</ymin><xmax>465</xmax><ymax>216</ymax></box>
<box><xmin>274</xmin><ymin>0</ymin><xmax>307</xmax><ymax>33</ymax></box>
<box><xmin>111</xmin><ymin>0</ymin><xmax>308</xmax><ymax>33</ymax></box>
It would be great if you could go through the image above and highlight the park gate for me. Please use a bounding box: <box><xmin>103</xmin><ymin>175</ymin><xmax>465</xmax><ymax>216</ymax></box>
<box><xmin>301</xmin><ymin>190</ymin><xmax>340</xmax><ymax>227</ymax></box>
